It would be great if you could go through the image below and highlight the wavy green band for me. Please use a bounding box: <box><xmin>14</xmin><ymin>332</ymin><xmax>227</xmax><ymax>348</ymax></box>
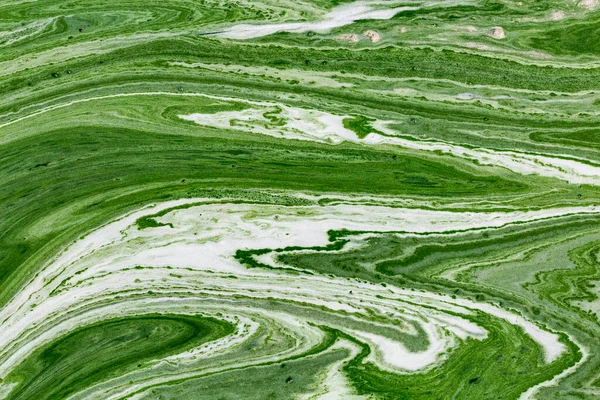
<box><xmin>1</xmin><ymin>1</ymin><xmax>600</xmax><ymax>399</ymax></box>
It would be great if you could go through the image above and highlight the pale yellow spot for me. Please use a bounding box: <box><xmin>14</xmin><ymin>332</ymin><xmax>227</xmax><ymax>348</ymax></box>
<box><xmin>549</xmin><ymin>10</ymin><xmax>565</xmax><ymax>20</ymax></box>
<box><xmin>335</xmin><ymin>33</ymin><xmax>359</xmax><ymax>43</ymax></box>
<box><xmin>363</xmin><ymin>30</ymin><xmax>380</xmax><ymax>43</ymax></box>
<box><xmin>578</xmin><ymin>0</ymin><xmax>598</xmax><ymax>10</ymax></box>
<box><xmin>487</xmin><ymin>26</ymin><xmax>505</xmax><ymax>40</ymax></box>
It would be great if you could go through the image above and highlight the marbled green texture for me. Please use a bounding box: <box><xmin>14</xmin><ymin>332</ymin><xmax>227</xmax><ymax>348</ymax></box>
<box><xmin>1</xmin><ymin>0</ymin><xmax>600</xmax><ymax>399</ymax></box>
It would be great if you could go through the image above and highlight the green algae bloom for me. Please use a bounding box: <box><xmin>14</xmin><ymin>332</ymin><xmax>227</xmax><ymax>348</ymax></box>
<box><xmin>1</xmin><ymin>1</ymin><xmax>600</xmax><ymax>399</ymax></box>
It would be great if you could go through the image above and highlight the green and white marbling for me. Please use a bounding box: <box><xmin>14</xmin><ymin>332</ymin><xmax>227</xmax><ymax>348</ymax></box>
<box><xmin>1</xmin><ymin>0</ymin><xmax>600</xmax><ymax>399</ymax></box>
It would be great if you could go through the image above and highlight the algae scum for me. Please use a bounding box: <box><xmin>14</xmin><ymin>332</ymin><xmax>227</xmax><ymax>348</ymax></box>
<box><xmin>2</xmin><ymin>0</ymin><xmax>600</xmax><ymax>399</ymax></box>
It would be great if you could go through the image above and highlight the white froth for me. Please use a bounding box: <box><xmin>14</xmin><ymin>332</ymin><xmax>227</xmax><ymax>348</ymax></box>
<box><xmin>181</xmin><ymin>101</ymin><xmax>600</xmax><ymax>186</ymax></box>
<box><xmin>0</xmin><ymin>194</ymin><xmax>575</xmax><ymax>385</ymax></box>
<box><xmin>220</xmin><ymin>1</ymin><xmax>418</xmax><ymax>39</ymax></box>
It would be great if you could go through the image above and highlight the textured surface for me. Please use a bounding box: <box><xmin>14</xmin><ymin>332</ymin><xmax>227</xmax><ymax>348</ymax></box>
<box><xmin>1</xmin><ymin>1</ymin><xmax>600</xmax><ymax>399</ymax></box>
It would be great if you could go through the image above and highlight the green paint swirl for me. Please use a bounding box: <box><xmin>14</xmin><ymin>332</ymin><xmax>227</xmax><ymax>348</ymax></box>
<box><xmin>1</xmin><ymin>0</ymin><xmax>600</xmax><ymax>399</ymax></box>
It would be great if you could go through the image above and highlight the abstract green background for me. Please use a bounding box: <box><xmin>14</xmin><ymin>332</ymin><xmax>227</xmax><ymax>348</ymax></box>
<box><xmin>1</xmin><ymin>0</ymin><xmax>600</xmax><ymax>399</ymax></box>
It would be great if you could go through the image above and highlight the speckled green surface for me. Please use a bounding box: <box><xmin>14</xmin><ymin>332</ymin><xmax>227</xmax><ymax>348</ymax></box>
<box><xmin>1</xmin><ymin>1</ymin><xmax>600</xmax><ymax>399</ymax></box>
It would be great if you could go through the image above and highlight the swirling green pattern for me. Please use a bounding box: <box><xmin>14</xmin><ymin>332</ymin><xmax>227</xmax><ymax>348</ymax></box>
<box><xmin>1</xmin><ymin>0</ymin><xmax>600</xmax><ymax>399</ymax></box>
